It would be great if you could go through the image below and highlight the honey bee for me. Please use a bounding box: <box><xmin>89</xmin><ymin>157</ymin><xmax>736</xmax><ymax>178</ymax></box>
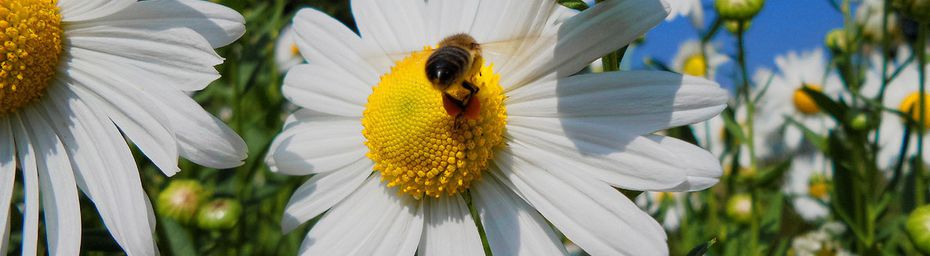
<box><xmin>426</xmin><ymin>33</ymin><xmax>484</xmax><ymax>120</ymax></box>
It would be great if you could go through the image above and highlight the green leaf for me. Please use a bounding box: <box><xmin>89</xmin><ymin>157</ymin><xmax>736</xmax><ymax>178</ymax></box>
<box><xmin>751</xmin><ymin>159</ymin><xmax>791</xmax><ymax>187</ymax></box>
<box><xmin>802</xmin><ymin>86</ymin><xmax>848</xmax><ymax>123</ymax></box>
<box><xmin>785</xmin><ymin>116</ymin><xmax>829</xmax><ymax>152</ymax></box>
<box><xmin>557</xmin><ymin>0</ymin><xmax>589</xmax><ymax>11</ymax></box>
<box><xmin>685</xmin><ymin>238</ymin><xmax>717</xmax><ymax>256</ymax></box>
<box><xmin>160</xmin><ymin>217</ymin><xmax>197</xmax><ymax>256</ymax></box>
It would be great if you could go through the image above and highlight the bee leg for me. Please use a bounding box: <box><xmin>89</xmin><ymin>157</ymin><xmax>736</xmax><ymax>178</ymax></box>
<box><xmin>461</xmin><ymin>81</ymin><xmax>482</xmax><ymax>120</ymax></box>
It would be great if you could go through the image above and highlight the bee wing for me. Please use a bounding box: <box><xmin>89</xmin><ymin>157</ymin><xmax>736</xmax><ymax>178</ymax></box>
<box><xmin>360</xmin><ymin>48</ymin><xmax>425</xmax><ymax>65</ymax></box>
<box><xmin>480</xmin><ymin>34</ymin><xmax>556</xmax><ymax>67</ymax></box>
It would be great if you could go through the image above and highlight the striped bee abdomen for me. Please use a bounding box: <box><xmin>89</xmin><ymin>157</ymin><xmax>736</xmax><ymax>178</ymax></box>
<box><xmin>426</xmin><ymin>46</ymin><xmax>471</xmax><ymax>89</ymax></box>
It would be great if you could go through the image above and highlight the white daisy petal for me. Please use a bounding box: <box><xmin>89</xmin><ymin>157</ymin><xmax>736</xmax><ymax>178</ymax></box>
<box><xmin>418</xmin><ymin>195</ymin><xmax>484</xmax><ymax>256</ymax></box>
<box><xmin>507</xmin><ymin>120</ymin><xmax>687</xmax><ymax>190</ymax></box>
<box><xmin>139</xmin><ymin>86</ymin><xmax>248</xmax><ymax>169</ymax></box>
<box><xmin>501</xmin><ymin>0</ymin><xmax>669</xmax><ymax>88</ymax></box>
<box><xmin>492</xmin><ymin>149</ymin><xmax>668</xmax><ymax>256</ymax></box>
<box><xmin>44</xmin><ymin>86</ymin><xmax>157</xmax><ymax>255</ymax></box>
<box><xmin>423</xmin><ymin>0</ymin><xmax>481</xmax><ymax>43</ymax></box>
<box><xmin>283</xmin><ymin>64</ymin><xmax>372</xmax><ymax>116</ymax></box>
<box><xmin>12</xmin><ymin>114</ymin><xmax>40</xmax><ymax>256</ymax></box>
<box><xmin>0</xmin><ymin>118</ymin><xmax>12</xmax><ymax>254</ymax></box>
<box><xmin>76</xmin><ymin>0</ymin><xmax>247</xmax><ymax>48</ymax></box>
<box><xmin>466</xmin><ymin>1</ymin><xmax>565</xmax><ymax>72</ymax></box>
<box><xmin>646</xmin><ymin>135</ymin><xmax>723</xmax><ymax>192</ymax></box>
<box><xmin>351</xmin><ymin>0</ymin><xmax>428</xmax><ymax>57</ymax></box>
<box><xmin>58</xmin><ymin>0</ymin><xmax>135</xmax><ymax>22</ymax></box>
<box><xmin>22</xmin><ymin>107</ymin><xmax>82</xmax><ymax>256</ymax></box>
<box><xmin>300</xmin><ymin>177</ymin><xmax>423</xmax><ymax>256</ymax></box>
<box><xmin>63</xmin><ymin>61</ymin><xmax>181</xmax><ymax>176</ymax></box>
<box><xmin>268</xmin><ymin>116</ymin><xmax>366</xmax><ymax>175</ymax></box>
<box><xmin>507</xmin><ymin>71</ymin><xmax>728</xmax><ymax>133</ymax></box>
<box><xmin>66</xmin><ymin>24</ymin><xmax>224</xmax><ymax>92</ymax></box>
<box><xmin>293</xmin><ymin>8</ymin><xmax>393</xmax><ymax>83</ymax></box>
<box><xmin>472</xmin><ymin>175</ymin><xmax>568</xmax><ymax>256</ymax></box>
<box><xmin>281</xmin><ymin>160</ymin><xmax>372</xmax><ymax>233</ymax></box>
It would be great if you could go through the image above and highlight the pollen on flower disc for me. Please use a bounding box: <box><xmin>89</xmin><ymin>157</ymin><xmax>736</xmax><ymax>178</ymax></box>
<box><xmin>0</xmin><ymin>0</ymin><xmax>63</xmax><ymax>115</ymax></box>
<box><xmin>361</xmin><ymin>49</ymin><xmax>507</xmax><ymax>199</ymax></box>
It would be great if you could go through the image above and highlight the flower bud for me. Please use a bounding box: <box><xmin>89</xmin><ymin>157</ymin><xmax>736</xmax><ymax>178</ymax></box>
<box><xmin>196</xmin><ymin>198</ymin><xmax>243</xmax><ymax>230</ymax></box>
<box><xmin>726</xmin><ymin>193</ymin><xmax>753</xmax><ymax>224</ymax></box>
<box><xmin>850</xmin><ymin>112</ymin><xmax>871</xmax><ymax>131</ymax></box>
<box><xmin>893</xmin><ymin>0</ymin><xmax>930</xmax><ymax>23</ymax></box>
<box><xmin>907</xmin><ymin>204</ymin><xmax>930</xmax><ymax>254</ymax></box>
<box><xmin>825</xmin><ymin>29</ymin><xmax>849</xmax><ymax>54</ymax></box>
<box><xmin>157</xmin><ymin>180</ymin><xmax>208</xmax><ymax>224</ymax></box>
<box><xmin>715</xmin><ymin>0</ymin><xmax>765</xmax><ymax>21</ymax></box>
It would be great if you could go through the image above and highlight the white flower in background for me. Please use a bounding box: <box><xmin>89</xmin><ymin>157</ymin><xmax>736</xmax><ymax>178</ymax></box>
<box><xmin>671</xmin><ymin>40</ymin><xmax>730</xmax><ymax>80</ymax></box>
<box><xmin>0</xmin><ymin>0</ymin><xmax>247</xmax><ymax>255</ymax></box>
<box><xmin>757</xmin><ymin>49</ymin><xmax>843</xmax><ymax>152</ymax></box>
<box><xmin>267</xmin><ymin>0</ymin><xmax>729</xmax><ymax>255</ymax></box>
<box><xmin>856</xmin><ymin>0</ymin><xmax>900</xmax><ymax>43</ymax></box>
<box><xmin>636</xmin><ymin>191</ymin><xmax>688</xmax><ymax>231</ymax></box>
<box><xmin>784</xmin><ymin>152</ymin><xmax>831</xmax><ymax>222</ymax></box>
<box><xmin>275</xmin><ymin>24</ymin><xmax>303</xmax><ymax>73</ymax></box>
<box><xmin>862</xmin><ymin>49</ymin><xmax>930</xmax><ymax>170</ymax></box>
<box><xmin>666</xmin><ymin>0</ymin><xmax>705</xmax><ymax>28</ymax></box>
<box><xmin>692</xmin><ymin>78</ymin><xmax>785</xmax><ymax>163</ymax></box>
<box><xmin>791</xmin><ymin>222</ymin><xmax>853</xmax><ymax>256</ymax></box>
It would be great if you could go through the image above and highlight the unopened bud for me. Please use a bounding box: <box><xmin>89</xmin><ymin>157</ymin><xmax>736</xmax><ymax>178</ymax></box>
<box><xmin>825</xmin><ymin>29</ymin><xmax>850</xmax><ymax>53</ymax></box>
<box><xmin>157</xmin><ymin>180</ymin><xmax>208</xmax><ymax>224</ymax></box>
<box><xmin>715</xmin><ymin>0</ymin><xmax>765</xmax><ymax>21</ymax></box>
<box><xmin>908</xmin><ymin>205</ymin><xmax>930</xmax><ymax>253</ymax></box>
<box><xmin>196</xmin><ymin>198</ymin><xmax>243</xmax><ymax>230</ymax></box>
<box><xmin>726</xmin><ymin>193</ymin><xmax>753</xmax><ymax>224</ymax></box>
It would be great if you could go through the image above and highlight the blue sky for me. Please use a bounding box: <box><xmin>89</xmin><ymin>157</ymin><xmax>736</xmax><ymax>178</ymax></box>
<box><xmin>623</xmin><ymin>0</ymin><xmax>845</xmax><ymax>88</ymax></box>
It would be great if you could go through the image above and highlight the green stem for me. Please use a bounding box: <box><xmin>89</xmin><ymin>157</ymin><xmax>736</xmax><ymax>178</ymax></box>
<box><xmin>916</xmin><ymin>21</ymin><xmax>928</xmax><ymax>206</ymax></box>
<box><xmin>735</xmin><ymin>20</ymin><xmax>760</xmax><ymax>255</ymax></box>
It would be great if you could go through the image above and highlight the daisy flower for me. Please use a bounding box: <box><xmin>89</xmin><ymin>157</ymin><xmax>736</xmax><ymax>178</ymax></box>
<box><xmin>671</xmin><ymin>40</ymin><xmax>729</xmax><ymax>80</ymax></box>
<box><xmin>783</xmin><ymin>151</ymin><xmax>831</xmax><ymax>222</ymax></box>
<box><xmin>0</xmin><ymin>0</ymin><xmax>246</xmax><ymax>254</ymax></box>
<box><xmin>267</xmin><ymin>0</ymin><xmax>729</xmax><ymax>255</ymax></box>
<box><xmin>666</xmin><ymin>0</ymin><xmax>705</xmax><ymax>28</ymax></box>
<box><xmin>856</xmin><ymin>0</ymin><xmax>901</xmax><ymax>44</ymax></box>
<box><xmin>275</xmin><ymin>24</ymin><xmax>303</xmax><ymax>73</ymax></box>
<box><xmin>757</xmin><ymin>49</ymin><xmax>842</xmax><ymax>151</ymax></box>
<box><xmin>862</xmin><ymin>49</ymin><xmax>930</xmax><ymax>170</ymax></box>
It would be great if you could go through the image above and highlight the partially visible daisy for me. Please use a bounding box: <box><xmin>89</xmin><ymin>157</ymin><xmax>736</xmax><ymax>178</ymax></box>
<box><xmin>856</xmin><ymin>0</ymin><xmax>902</xmax><ymax>44</ymax></box>
<box><xmin>790</xmin><ymin>222</ymin><xmax>852</xmax><ymax>256</ymax></box>
<box><xmin>671</xmin><ymin>40</ymin><xmax>729</xmax><ymax>80</ymax></box>
<box><xmin>275</xmin><ymin>24</ymin><xmax>303</xmax><ymax>73</ymax></box>
<box><xmin>757</xmin><ymin>49</ymin><xmax>843</xmax><ymax>151</ymax></box>
<box><xmin>692</xmin><ymin>78</ymin><xmax>785</xmax><ymax>163</ymax></box>
<box><xmin>666</xmin><ymin>0</ymin><xmax>705</xmax><ymax>28</ymax></box>
<box><xmin>784</xmin><ymin>151</ymin><xmax>831</xmax><ymax>222</ymax></box>
<box><xmin>862</xmin><ymin>49</ymin><xmax>930</xmax><ymax>170</ymax></box>
<box><xmin>0</xmin><ymin>0</ymin><xmax>246</xmax><ymax>254</ymax></box>
<box><xmin>267</xmin><ymin>0</ymin><xmax>729</xmax><ymax>255</ymax></box>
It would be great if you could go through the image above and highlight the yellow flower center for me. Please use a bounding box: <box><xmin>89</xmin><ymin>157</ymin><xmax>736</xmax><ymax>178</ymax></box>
<box><xmin>808</xmin><ymin>175</ymin><xmax>830</xmax><ymax>200</ymax></box>
<box><xmin>899</xmin><ymin>92</ymin><xmax>930</xmax><ymax>129</ymax></box>
<box><xmin>793</xmin><ymin>84</ymin><xmax>822</xmax><ymax>115</ymax></box>
<box><xmin>361</xmin><ymin>49</ymin><xmax>507</xmax><ymax>199</ymax></box>
<box><xmin>0</xmin><ymin>0</ymin><xmax>63</xmax><ymax>115</ymax></box>
<box><xmin>290</xmin><ymin>43</ymin><xmax>299</xmax><ymax>56</ymax></box>
<box><xmin>682</xmin><ymin>54</ymin><xmax>707</xmax><ymax>77</ymax></box>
